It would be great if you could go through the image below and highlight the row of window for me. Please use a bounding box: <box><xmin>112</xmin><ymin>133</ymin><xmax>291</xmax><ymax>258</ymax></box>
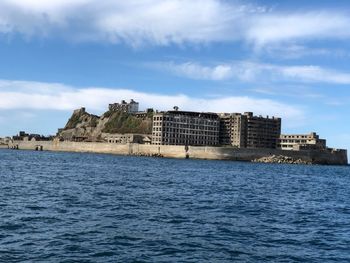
<box><xmin>153</xmin><ymin>139</ymin><xmax>218</xmax><ymax>145</ymax></box>
<box><xmin>153</xmin><ymin>133</ymin><xmax>217</xmax><ymax>140</ymax></box>
<box><xmin>153</xmin><ymin>116</ymin><xmax>218</xmax><ymax>122</ymax></box>
<box><xmin>280</xmin><ymin>139</ymin><xmax>311</xmax><ymax>143</ymax></box>
<box><xmin>153</xmin><ymin>122</ymin><xmax>219</xmax><ymax>128</ymax></box>
<box><xmin>153</xmin><ymin>125</ymin><xmax>219</xmax><ymax>132</ymax></box>
<box><xmin>281</xmin><ymin>135</ymin><xmax>315</xmax><ymax>139</ymax></box>
<box><xmin>153</xmin><ymin>129</ymin><xmax>218</xmax><ymax>135</ymax></box>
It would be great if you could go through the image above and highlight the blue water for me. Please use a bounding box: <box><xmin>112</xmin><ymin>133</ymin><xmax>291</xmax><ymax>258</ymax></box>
<box><xmin>0</xmin><ymin>149</ymin><xmax>350</xmax><ymax>262</ymax></box>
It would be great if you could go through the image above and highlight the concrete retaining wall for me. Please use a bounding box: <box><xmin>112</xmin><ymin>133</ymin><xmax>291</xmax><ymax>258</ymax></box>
<box><xmin>188</xmin><ymin>146</ymin><xmax>348</xmax><ymax>165</ymax></box>
<box><xmin>7</xmin><ymin>140</ymin><xmax>348</xmax><ymax>165</ymax></box>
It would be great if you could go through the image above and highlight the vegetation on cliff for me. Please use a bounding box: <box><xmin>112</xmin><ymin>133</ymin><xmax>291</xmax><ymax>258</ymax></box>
<box><xmin>59</xmin><ymin>109</ymin><xmax>153</xmax><ymax>141</ymax></box>
<box><xmin>64</xmin><ymin>109</ymin><xmax>99</xmax><ymax>130</ymax></box>
<box><xmin>102</xmin><ymin>111</ymin><xmax>152</xmax><ymax>134</ymax></box>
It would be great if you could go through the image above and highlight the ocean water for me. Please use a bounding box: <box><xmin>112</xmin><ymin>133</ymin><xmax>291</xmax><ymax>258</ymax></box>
<box><xmin>0</xmin><ymin>149</ymin><xmax>350</xmax><ymax>262</ymax></box>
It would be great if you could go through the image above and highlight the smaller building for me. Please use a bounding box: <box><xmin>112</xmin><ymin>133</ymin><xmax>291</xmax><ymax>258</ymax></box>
<box><xmin>13</xmin><ymin>131</ymin><xmax>52</xmax><ymax>141</ymax></box>
<box><xmin>134</xmin><ymin>108</ymin><xmax>154</xmax><ymax>119</ymax></box>
<box><xmin>0</xmin><ymin>137</ymin><xmax>11</xmax><ymax>145</ymax></box>
<box><xmin>278</xmin><ymin>132</ymin><xmax>326</xmax><ymax>151</ymax></box>
<box><xmin>102</xmin><ymin>133</ymin><xmax>151</xmax><ymax>144</ymax></box>
<box><xmin>109</xmin><ymin>99</ymin><xmax>139</xmax><ymax>113</ymax></box>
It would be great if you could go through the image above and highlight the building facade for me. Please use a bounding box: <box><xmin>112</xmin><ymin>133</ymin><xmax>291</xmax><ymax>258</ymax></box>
<box><xmin>108</xmin><ymin>99</ymin><xmax>139</xmax><ymax>113</ymax></box>
<box><xmin>278</xmin><ymin>132</ymin><xmax>326</xmax><ymax>151</ymax></box>
<box><xmin>245</xmin><ymin>112</ymin><xmax>281</xmax><ymax>149</ymax></box>
<box><xmin>152</xmin><ymin>110</ymin><xmax>220</xmax><ymax>146</ymax></box>
<box><xmin>219</xmin><ymin>113</ymin><xmax>247</xmax><ymax>147</ymax></box>
<box><xmin>103</xmin><ymin>133</ymin><xmax>151</xmax><ymax>144</ymax></box>
<box><xmin>218</xmin><ymin>112</ymin><xmax>281</xmax><ymax>149</ymax></box>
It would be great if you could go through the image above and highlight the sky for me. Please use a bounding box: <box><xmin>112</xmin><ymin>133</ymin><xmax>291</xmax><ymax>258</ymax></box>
<box><xmin>0</xmin><ymin>0</ymin><xmax>349</xmax><ymax>152</ymax></box>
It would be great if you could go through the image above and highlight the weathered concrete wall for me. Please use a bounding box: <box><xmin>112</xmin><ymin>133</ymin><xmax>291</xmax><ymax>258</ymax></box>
<box><xmin>188</xmin><ymin>146</ymin><xmax>348</xmax><ymax>165</ymax></box>
<box><xmin>8</xmin><ymin>141</ymin><xmax>348</xmax><ymax>165</ymax></box>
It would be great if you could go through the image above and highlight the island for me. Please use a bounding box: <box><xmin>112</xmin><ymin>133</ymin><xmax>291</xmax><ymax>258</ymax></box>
<box><xmin>3</xmin><ymin>99</ymin><xmax>348</xmax><ymax>165</ymax></box>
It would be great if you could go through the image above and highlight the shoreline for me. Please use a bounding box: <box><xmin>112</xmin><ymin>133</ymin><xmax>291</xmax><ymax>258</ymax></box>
<box><xmin>5</xmin><ymin>140</ymin><xmax>348</xmax><ymax>166</ymax></box>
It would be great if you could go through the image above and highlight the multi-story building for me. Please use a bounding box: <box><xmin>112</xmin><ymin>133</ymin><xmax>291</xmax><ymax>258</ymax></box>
<box><xmin>109</xmin><ymin>99</ymin><xmax>139</xmax><ymax>113</ymax></box>
<box><xmin>218</xmin><ymin>112</ymin><xmax>281</xmax><ymax>149</ymax></box>
<box><xmin>278</xmin><ymin>132</ymin><xmax>326</xmax><ymax>151</ymax></box>
<box><xmin>245</xmin><ymin>112</ymin><xmax>281</xmax><ymax>149</ymax></box>
<box><xmin>219</xmin><ymin>113</ymin><xmax>247</xmax><ymax>147</ymax></box>
<box><xmin>152</xmin><ymin>110</ymin><xmax>220</xmax><ymax>146</ymax></box>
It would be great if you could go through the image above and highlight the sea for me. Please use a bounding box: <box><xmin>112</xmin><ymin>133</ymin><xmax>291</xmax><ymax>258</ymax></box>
<box><xmin>0</xmin><ymin>149</ymin><xmax>349</xmax><ymax>262</ymax></box>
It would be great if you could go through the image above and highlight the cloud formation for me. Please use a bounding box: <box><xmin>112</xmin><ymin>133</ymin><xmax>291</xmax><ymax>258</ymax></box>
<box><xmin>157</xmin><ymin>61</ymin><xmax>350</xmax><ymax>84</ymax></box>
<box><xmin>0</xmin><ymin>79</ymin><xmax>304</xmax><ymax>127</ymax></box>
<box><xmin>0</xmin><ymin>0</ymin><xmax>349</xmax><ymax>47</ymax></box>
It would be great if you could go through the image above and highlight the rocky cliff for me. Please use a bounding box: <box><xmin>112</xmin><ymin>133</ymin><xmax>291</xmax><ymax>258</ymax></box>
<box><xmin>58</xmin><ymin>108</ymin><xmax>153</xmax><ymax>141</ymax></box>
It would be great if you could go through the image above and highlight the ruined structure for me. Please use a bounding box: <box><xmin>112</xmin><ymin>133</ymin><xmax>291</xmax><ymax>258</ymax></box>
<box><xmin>216</xmin><ymin>112</ymin><xmax>281</xmax><ymax>149</ymax></box>
<box><xmin>108</xmin><ymin>99</ymin><xmax>139</xmax><ymax>113</ymax></box>
<box><xmin>12</xmin><ymin>131</ymin><xmax>52</xmax><ymax>141</ymax></box>
<box><xmin>245</xmin><ymin>112</ymin><xmax>281</xmax><ymax>149</ymax></box>
<box><xmin>151</xmin><ymin>110</ymin><xmax>220</xmax><ymax>146</ymax></box>
<box><xmin>278</xmin><ymin>132</ymin><xmax>326</xmax><ymax>151</ymax></box>
<box><xmin>7</xmin><ymin>99</ymin><xmax>343</xmax><ymax>165</ymax></box>
<box><xmin>102</xmin><ymin>133</ymin><xmax>151</xmax><ymax>144</ymax></box>
<box><xmin>57</xmin><ymin>101</ymin><xmax>152</xmax><ymax>143</ymax></box>
<box><xmin>219</xmin><ymin>113</ymin><xmax>247</xmax><ymax>148</ymax></box>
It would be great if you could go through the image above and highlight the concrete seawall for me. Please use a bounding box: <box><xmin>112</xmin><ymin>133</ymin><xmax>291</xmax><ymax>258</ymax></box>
<box><xmin>6</xmin><ymin>140</ymin><xmax>348</xmax><ymax>165</ymax></box>
<box><xmin>7</xmin><ymin>140</ymin><xmax>348</xmax><ymax>165</ymax></box>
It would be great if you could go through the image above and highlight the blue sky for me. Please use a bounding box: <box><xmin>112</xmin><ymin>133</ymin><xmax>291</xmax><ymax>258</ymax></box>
<box><xmin>0</xmin><ymin>0</ymin><xmax>349</xmax><ymax>152</ymax></box>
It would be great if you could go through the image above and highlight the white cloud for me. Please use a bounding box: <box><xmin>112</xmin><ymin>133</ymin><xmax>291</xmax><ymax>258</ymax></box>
<box><xmin>156</xmin><ymin>61</ymin><xmax>350</xmax><ymax>84</ymax></box>
<box><xmin>0</xmin><ymin>0</ymin><xmax>350</xmax><ymax>47</ymax></box>
<box><xmin>280</xmin><ymin>65</ymin><xmax>350</xmax><ymax>84</ymax></box>
<box><xmin>155</xmin><ymin>62</ymin><xmax>234</xmax><ymax>80</ymax></box>
<box><xmin>247</xmin><ymin>12</ymin><xmax>350</xmax><ymax>47</ymax></box>
<box><xmin>0</xmin><ymin>0</ymin><xmax>245</xmax><ymax>45</ymax></box>
<box><xmin>262</xmin><ymin>44</ymin><xmax>344</xmax><ymax>59</ymax></box>
<box><xmin>0</xmin><ymin>79</ymin><xmax>305</xmax><ymax>128</ymax></box>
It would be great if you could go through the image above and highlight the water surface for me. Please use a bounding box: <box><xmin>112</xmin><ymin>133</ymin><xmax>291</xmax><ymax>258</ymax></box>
<box><xmin>0</xmin><ymin>149</ymin><xmax>349</xmax><ymax>262</ymax></box>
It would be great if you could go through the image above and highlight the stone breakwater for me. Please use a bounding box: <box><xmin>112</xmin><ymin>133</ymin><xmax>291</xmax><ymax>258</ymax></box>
<box><xmin>130</xmin><ymin>152</ymin><xmax>163</xmax><ymax>158</ymax></box>
<box><xmin>5</xmin><ymin>140</ymin><xmax>348</xmax><ymax>165</ymax></box>
<box><xmin>252</xmin><ymin>155</ymin><xmax>312</xmax><ymax>165</ymax></box>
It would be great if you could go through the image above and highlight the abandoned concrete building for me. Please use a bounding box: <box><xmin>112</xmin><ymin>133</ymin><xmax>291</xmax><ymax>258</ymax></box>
<box><xmin>12</xmin><ymin>131</ymin><xmax>52</xmax><ymax>142</ymax></box>
<box><xmin>278</xmin><ymin>132</ymin><xmax>326</xmax><ymax>151</ymax></box>
<box><xmin>218</xmin><ymin>112</ymin><xmax>281</xmax><ymax>149</ymax></box>
<box><xmin>219</xmin><ymin>113</ymin><xmax>247</xmax><ymax>148</ymax></box>
<box><xmin>103</xmin><ymin>133</ymin><xmax>151</xmax><ymax>145</ymax></box>
<box><xmin>108</xmin><ymin>99</ymin><xmax>139</xmax><ymax>113</ymax></box>
<box><xmin>245</xmin><ymin>112</ymin><xmax>281</xmax><ymax>149</ymax></box>
<box><xmin>56</xmin><ymin>100</ymin><xmax>333</xmax><ymax>152</ymax></box>
<box><xmin>151</xmin><ymin>110</ymin><xmax>220</xmax><ymax>146</ymax></box>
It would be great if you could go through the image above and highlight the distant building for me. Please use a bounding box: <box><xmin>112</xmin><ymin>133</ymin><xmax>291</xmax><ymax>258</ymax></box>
<box><xmin>109</xmin><ymin>99</ymin><xmax>139</xmax><ymax>113</ymax></box>
<box><xmin>0</xmin><ymin>137</ymin><xmax>11</xmax><ymax>144</ymax></box>
<box><xmin>12</xmin><ymin>131</ymin><xmax>52</xmax><ymax>141</ymax></box>
<box><xmin>134</xmin><ymin>108</ymin><xmax>154</xmax><ymax>119</ymax></box>
<box><xmin>103</xmin><ymin>133</ymin><xmax>151</xmax><ymax>144</ymax></box>
<box><xmin>152</xmin><ymin>110</ymin><xmax>220</xmax><ymax>146</ymax></box>
<box><xmin>219</xmin><ymin>113</ymin><xmax>247</xmax><ymax>148</ymax></box>
<box><xmin>218</xmin><ymin>112</ymin><xmax>281</xmax><ymax>149</ymax></box>
<box><xmin>245</xmin><ymin>112</ymin><xmax>281</xmax><ymax>149</ymax></box>
<box><xmin>278</xmin><ymin>132</ymin><xmax>326</xmax><ymax>151</ymax></box>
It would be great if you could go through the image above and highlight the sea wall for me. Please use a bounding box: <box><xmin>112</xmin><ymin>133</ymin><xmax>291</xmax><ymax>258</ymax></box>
<box><xmin>7</xmin><ymin>140</ymin><xmax>348</xmax><ymax>165</ymax></box>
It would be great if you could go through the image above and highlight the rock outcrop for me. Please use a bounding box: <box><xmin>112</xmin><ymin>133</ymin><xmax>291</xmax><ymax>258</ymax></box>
<box><xmin>252</xmin><ymin>155</ymin><xmax>312</xmax><ymax>165</ymax></box>
<box><xmin>58</xmin><ymin>108</ymin><xmax>153</xmax><ymax>141</ymax></box>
